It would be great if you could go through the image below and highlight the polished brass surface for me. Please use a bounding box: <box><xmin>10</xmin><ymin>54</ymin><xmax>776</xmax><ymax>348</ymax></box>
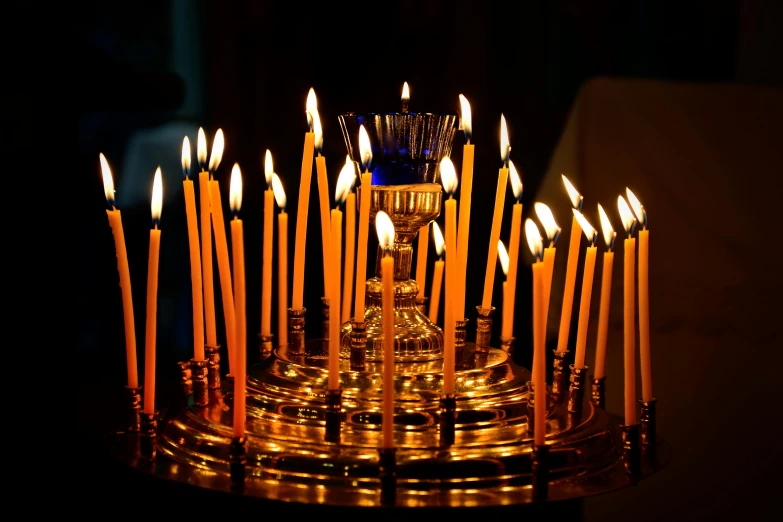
<box><xmin>177</xmin><ymin>362</ymin><xmax>193</xmax><ymax>398</ymax></box>
<box><xmin>567</xmin><ymin>365</ymin><xmax>588</xmax><ymax>414</ymax></box>
<box><xmin>621</xmin><ymin>424</ymin><xmax>642</xmax><ymax>476</ymax></box>
<box><xmin>531</xmin><ymin>444</ymin><xmax>550</xmax><ymax>501</ymax></box>
<box><xmin>475</xmin><ymin>307</ymin><xmax>495</xmax><ymax>354</ymax></box>
<box><xmin>591</xmin><ymin>376</ymin><xmax>606</xmax><ymax>409</ymax></box>
<box><xmin>640</xmin><ymin>399</ymin><xmax>657</xmax><ymax>447</ymax></box>
<box><xmin>125</xmin><ymin>386</ymin><xmax>141</xmax><ymax>433</ymax></box>
<box><xmin>415</xmin><ymin>296</ymin><xmax>427</xmax><ymax>315</ymax></box>
<box><xmin>140</xmin><ymin>411</ymin><xmax>158</xmax><ymax>459</ymax></box>
<box><xmin>191</xmin><ymin>359</ymin><xmax>209</xmax><ymax>406</ymax></box>
<box><xmin>287</xmin><ymin>308</ymin><xmax>306</xmax><ymax>356</ymax></box>
<box><xmin>552</xmin><ymin>350</ymin><xmax>570</xmax><ymax>401</ymax></box>
<box><xmin>258</xmin><ymin>334</ymin><xmax>274</xmax><ymax>360</ymax></box>
<box><xmin>205</xmin><ymin>344</ymin><xmax>221</xmax><ymax>389</ymax></box>
<box><xmin>349</xmin><ymin>321</ymin><xmax>366</xmax><ymax>370</ymax></box>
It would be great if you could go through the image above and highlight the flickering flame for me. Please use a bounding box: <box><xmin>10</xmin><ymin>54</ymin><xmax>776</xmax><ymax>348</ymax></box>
<box><xmin>375</xmin><ymin>211</ymin><xmax>395</xmax><ymax>251</ymax></box>
<box><xmin>264</xmin><ymin>150</ymin><xmax>274</xmax><ymax>187</ymax></box>
<box><xmin>230</xmin><ymin>163</ymin><xmax>242</xmax><ymax>214</ymax></box>
<box><xmin>306</xmin><ymin>88</ymin><xmax>317</xmax><ymax>129</ymax></box>
<box><xmin>151</xmin><ymin>167</ymin><xmax>163</xmax><ymax>222</ymax></box>
<box><xmin>345</xmin><ymin>154</ymin><xmax>358</xmax><ymax>187</ymax></box>
<box><xmin>439</xmin><ymin>157</ymin><xmax>458</xmax><ymax>196</ymax></box>
<box><xmin>181</xmin><ymin>136</ymin><xmax>191</xmax><ymax>177</ymax></box>
<box><xmin>534</xmin><ymin>202</ymin><xmax>560</xmax><ymax>244</ymax></box>
<box><xmin>500</xmin><ymin>114</ymin><xmax>510</xmax><ymax>165</ymax></box>
<box><xmin>99</xmin><ymin>153</ymin><xmax>115</xmax><ymax>205</ymax></box>
<box><xmin>313</xmin><ymin>109</ymin><xmax>323</xmax><ymax>153</ymax></box>
<box><xmin>508</xmin><ymin>159</ymin><xmax>523</xmax><ymax>200</ymax></box>
<box><xmin>617</xmin><ymin>195</ymin><xmax>636</xmax><ymax>236</ymax></box>
<box><xmin>197</xmin><ymin>128</ymin><xmax>207</xmax><ymax>168</ymax></box>
<box><xmin>561</xmin><ymin>174</ymin><xmax>582</xmax><ymax>209</ymax></box>
<box><xmin>432</xmin><ymin>221</ymin><xmax>445</xmax><ymax>258</ymax></box>
<box><xmin>271</xmin><ymin>173</ymin><xmax>286</xmax><ymax>209</ymax></box>
<box><xmin>498</xmin><ymin>240</ymin><xmax>509</xmax><ymax>276</ymax></box>
<box><xmin>597</xmin><ymin>203</ymin><xmax>616</xmax><ymax>250</ymax></box>
<box><xmin>358</xmin><ymin>125</ymin><xmax>372</xmax><ymax>171</ymax></box>
<box><xmin>208</xmin><ymin>129</ymin><xmax>224</xmax><ymax>173</ymax></box>
<box><xmin>402</xmin><ymin>82</ymin><xmax>410</xmax><ymax>103</ymax></box>
<box><xmin>525</xmin><ymin>218</ymin><xmax>543</xmax><ymax>261</ymax></box>
<box><xmin>573</xmin><ymin>208</ymin><xmax>597</xmax><ymax>244</ymax></box>
<box><xmin>459</xmin><ymin>94</ymin><xmax>472</xmax><ymax>141</ymax></box>
<box><xmin>626</xmin><ymin>187</ymin><xmax>647</xmax><ymax>228</ymax></box>
<box><xmin>335</xmin><ymin>158</ymin><xmax>355</xmax><ymax>205</ymax></box>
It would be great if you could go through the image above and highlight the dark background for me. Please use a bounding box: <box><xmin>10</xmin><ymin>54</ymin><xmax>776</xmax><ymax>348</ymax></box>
<box><xmin>78</xmin><ymin>1</ymin><xmax>782</xmax><ymax>519</ymax></box>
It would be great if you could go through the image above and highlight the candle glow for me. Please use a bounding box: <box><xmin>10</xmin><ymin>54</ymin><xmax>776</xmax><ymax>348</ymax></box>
<box><xmin>618</xmin><ymin>194</ymin><xmax>637</xmax><ymax>425</ymax></box>
<box><xmin>526</xmin><ymin>219</ymin><xmax>546</xmax><ymax>445</ymax></box>
<box><xmin>627</xmin><ymin>187</ymin><xmax>652</xmax><ymax>403</ymax></box>
<box><xmin>144</xmin><ymin>167</ymin><xmax>163</xmax><ymax>414</ymax></box>
<box><xmin>265</xmin><ymin>149</ymin><xmax>274</xmax><ymax>187</ymax></box>
<box><xmin>500</xmin><ymin>114</ymin><xmax>510</xmax><ymax>166</ymax></box>
<box><xmin>208</xmin><ymin>129</ymin><xmax>224</xmax><ymax>173</ymax></box>
<box><xmin>359</xmin><ymin>125</ymin><xmax>373</xmax><ymax>171</ymax></box>
<box><xmin>377</xmin><ymin>210</ymin><xmax>396</xmax><ymax>448</ymax></box>
<box><xmin>197</xmin><ymin>128</ymin><xmax>207</xmax><ymax>169</ymax></box>
<box><xmin>572</xmin><ymin>208</ymin><xmax>598</xmax><ymax>370</ymax></box>
<box><xmin>429</xmin><ymin>221</ymin><xmax>445</xmax><ymax>324</ymax></box>
<box><xmin>498</xmin><ymin>240</ymin><xmax>509</xmax><ymax>276</ymax></box>
<box><xmin>593</xmin><ymin>202</ymin><xmax>616</xmax><ymax>380</ymax></box>
<box><xmin>562</xmin><ymin>174</ymin><xmax>583</xmax><ymax>210</ymax></box>
<box><xmin>556</xmin><ymin>174</ymin><xmax>584</xmax><ymax>355</ymax></box>
<box><xmin>273</xmin><ymin>174</ymin><xmax>288</xmax><ymax>347</ymax></box>
<box><xmin>401</xmin><ymin>81</ymin><xmax>410</xmax><ymax>112</ymax></box>
<box><xmin>306</xmin><ymin>87</ymin><xmax>317</xmax><ymax>131</ymax></box>
<box><xmin>441</xmin><ymin>157</ymin><xmax>458</xmax><ymax>395</ymax></box>
<box><xmin>181</xmin><ymin>137</ymin><xmax>191</xmax><ymax>175</ymax></box>
<box><xmin>229</xmin><ymin>164</ymin><xmax>246</xmax><ymax>436</ymax></box>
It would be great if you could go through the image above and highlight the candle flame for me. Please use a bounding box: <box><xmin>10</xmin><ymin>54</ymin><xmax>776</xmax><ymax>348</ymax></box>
<box><xmin>617</xmin><ymin>195</ymin><xmax>636</xmax><ymax>236</ymax></box>
<box><xmin>500</xmin><ymin>114</ymin><xmax>510</xmax><ymax>165</ymax></box>
<box><xmin>181</xmin><ymin>136</ymin><xmax>191</xmax><ymax>178</ymax></box>
<box><xmin>306</xmin><ymin>88</ymin><xmax>318</xmax><ymax>129</ymax></box>
<box><xmin>534</xmin><ymin>202</ymin><xmax>561</xmax><ymax>244</ymax></box>
<box><xmin>208</xmin><ymin>129</ymin><xmax>225</xmax><ymax>173</ymax></box>
<box><xmin>439</xmin><ymin>157</ymin><xmax>458</xmax><ymax>196</ymax></box>
<box><xmin>358</xmin><ymin>125</ymin><xmax>373</xmax><ymax>171</ymax></box>
<box><xmin>508</xmin><ymin>159</ymin><xmax>523</xmax><ymax>200</ymax></box>
<box><xmin>498</xmin><ymin>240</ymin><xmax>509</xmax><ymax>276</ymax></box>
<box><xmin>561</xmin><ymin>174</ymin><xmax>582</xmax><ymax>209</ymax></box>
<box><xmin>573</xmin><ymin>208</ymin><xmax>597</xmax><ymax>245</ymax></box>
<box><xmin>197</xmin><ymin>128</ymin><xmax>207</xmax><ymax>169</ymax></box>
<box><xmin>459</xmin><ymin>94</ymin><xmax>472</xmax><ymax>141</ymax></box>
<box><xmin>597</xmin><ymin>203</ymin><xmax>616</xmax><ymax>250</ymax></box>
<box><xmin>335</xmin><ymin>158</ymin><xmax>355</xmax><ymax>205</ymax></box>
<box><xmin>230</xmin><ymin>163</ymin><xmax>242</xmax><ymax>214</ymax></box>
<box><xmin>525</xmin><ymin>218</ymin><xmax>543</xmax><ymax>261</ymax></box>
<box><xmin>313</xmin><ymin>109</ymin><xmax>324</xmax><ymax>153</ymax></box>
<box><xmin>402</xmin><ymin>82</ymin><xmax>410</xmax><ymax>103</ymax></box>
<box><xmin>432</xmin><ymin>221</ymin><xmax>445</xmax><ymax>258</ymax></box>
<box><xmin>345</xmin><ymin>155</ymin><xmax>358</xmax><ymax>189</ymax></box>
<box><xmin>375</xmin><ymin>211</ymin><xmax>395</xmax><ymax>251</ymax></box>
<box><xmin>271</xmin><ymin>173</ymin><xmax>286</xmax><ymax>210</ymax></box>
<box><xmin>264</xmin><ymin>149</ymin><xmax>274</xmax><ymax>187</ymax></box>
<box><xmin>99</xmin><ymin>153</ymin><xmax>115</xmax><ymax>206</ymax></box>
<box><xmin>626</xmin><ymin>187</ymin><xmax>647</xmax><ymax>228</ymax></box>
<box><xmin>151</xmin><ymin>167</ymin><xmax>163</xmax><ymax>223</ymax></box>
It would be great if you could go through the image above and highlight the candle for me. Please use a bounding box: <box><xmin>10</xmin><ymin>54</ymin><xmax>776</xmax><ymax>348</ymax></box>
<box><xmin>415</xmin><ymin>224</ymin><xmax>429</xmax><ymax>299</ymax></box>
<box><xmin>181</xmin><ymin>138</ymin><xmax>205</xmax><ymax>361</ymax></box>
<box><xmin>500</xmin><ymin>160</ymin><xmax>523</xmax><ymax>340</ymax></box>
<box><xmin>341</xmin><ymin>158</ymin><xmax>357</xmax><ymax>322</ymax></box>
<box><xmin>197</xmin><ymin>128</ymin><xmax>217</xmax><ymax>347</ymax></box>
<box><xmin>329</xmin><ymin>165</ymin><xmax>353</xmax><ymax>390</ymax></box>
<box><xmin>272</xmin><ymin>174</ymin><xmax>288</xmax><ymax>347</ymax></box>
<box><xmin>593</xmin><ymin>203</ymin><xmax>616</xmax><ymax>379</ymax></box>
<box><xmin>401</xmin><ymin>81</ymin><xmax>410</xmax><ymax>113</ymax></box>
<box><xmin>143</xmin><ymin>167</ymin><xmax>163</xmax><ymax>414</ymax></box>
<box><xmin>627</xmin><ymin>188</ymin><xmax>653</xmax><ymax>402</ymax></box>
<box><xmin>313</xmin><ymin>108</ymin><xmax>333</xmax><ymax>300</ymax></box>
<box><xmin>456</xmin><ymin>94</ymin><xmax>474</xmax><ymax>319</ymax></box>
<box><xmin>481</xmin><ymin>115</ymin><xmax>511</xmax><ymax>309</ymax></box>
<box><xmin>440</xmin><ymin>158</ymin><xmax>459</xmax><ymax>395</ymax></box>
<box><xmin>525</xmin><ymin>221</ymin><xmax>546</xmax><ymax>445</ymax></box>
<box><xmin>292</xmin><ymin>89</ymin><xmax>317</xmax><ymax>310</ymax></box>
<box><xmin>428</xmin><ymin>222</ymin><xmax>445</xmax><ymax>324</ymax></box>
<box><xmin>618</xmin><ymin>196</ymin><xmax>638</xmax><ymax>425</ymax></box>
<box><xmin>100</xmin><ymin>153</ymin><xmax>138</xmax><ymax>389</ymax></box>
<box><xmin>498</xmin><ymin>240</ymin><xmax>510</xmax><ymax>327</ymax></box>
<box><xmin>229</xmin><ymin>164</ymin><xmax>246</xmax><ymax>437</ymax></box>
<box><xmin>534</xmin><ymin>202</ymin><xmax>561</xmax><ymax>328</ymax></box>
<box><xmin>572</xmin><ymin>209</ymin><xmax>598</xmax><ymax>369</ymax></box>
<box><xmin>353</xmin><ymin>125</ymin><xmax>373</xmax><ymax>321</ymax></box>
<box><xmin>556</xmin><ymin>174</ymin><xmax>584</xmax><ymax>353</ymax></box>
<box><xmin>376</xmin><ymin>211</ymin><xmax>396</xmax><ymax>448</ymax></box>
<box><xmin>261</xmin><ymin>150</ymin><xmax>275</xmax><ymax>338</ymax></box>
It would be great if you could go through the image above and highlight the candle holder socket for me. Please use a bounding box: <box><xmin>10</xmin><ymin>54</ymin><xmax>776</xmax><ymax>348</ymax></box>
<box><xmin>140</xmin><ymin>411</ymin><xmax>159</xmax><ymax>459</ymax></box>
<box><xmin>439</xmin><ymin>393</ymin><xmax>457</xmax><ymax>447</ymax></box>
<box><xmin>177</xmin><ymin>361</ymin><xmax>193</xmax><ymax>399</ymax></box>
<box><xmin>531</xmin><ymin>444</ymin><xmax>550</xmax><ymax>502</ymax></box>
<box><xmin>378</xmin><ymin>447</ymin><xmax>397</xmax><ymax>506</ymax></box>
<box><xmin>526</xmin><ymin>380</ymin><xmax>536</xmax><ymax>435</ymax></box>
<box><xmin>324</xmin><ymin>389</ymin><xmax>343</xmax><ymax>443</ymax></box>
<box><xmin>621</xmin><ymin>424</ymin><xmax>641</xmax><ymax>477</ymax></box>
<box><xmin>415</xmin><ymin>296</ymin><xmax>428</xmax><ymax>315</ymax></box>
<box><xmin>474</xmin><ymin>306</ymin><xmax>495</xmax><ymax>354</ymax></box>
<box><xmin>258</xmin><ymin>334</ymin><xmax>274</xmax><ymax>360</ymax></box>
<box><xmin>454</xmin><ymin>318</ymin><xmax>469</xmax><ymax>368</ymax></box>
<box><xmin>500</xmin><ymin>336</ymin><xmax>515</xmax><ymax>356</ymax></box>
<box><xmin>191</xmin><ymin>359</ymin><xmax>209</xmax><ymax>407</ymax></box>
<box><xmin>349</xmin><ymin>321</ymin><xmax>367</xmax><ymax>370</ymax></box>
<box><xmin>591</xmin><ymin>376</ymin><xmax>606</xmax><ymax>409</ymax></box>
<box><xmin>640</xmin><ymin>399</ymin><xmax>658</xmax><ymax>463</ymax></box>
<box><xmin>552</xmin><ymin>350</ymin><xmax>570</xmax><ymax>402</ymax></box>
<box><xmin>287</xmin><ymin>308</ymin><xmax>307</xmax><ymax>356</ymax></box>
<box><xmin>205</xmin><ymin>344</ymin><xmax>221</xmax><ymax>389</ymax></box>
<box><xmin>223</xmin><ymin>374</ymin><xmax>234</xmax><ymax>405</ymax></box>
<box><xmin>567</xmin><ymin>365</ymin><xmax>588</xmax><ymax>415</ymax></box>
<box><xmin>229</xmin><ymin>436</ymin><xmax>247</xmax><ymax>485</ymax></box>
<box><xmin>125</xmin><ymin>386</ymin><xmax>142</xmax><ymax>433</ymax></box>
<box><xmin>321</xmin><ymin>297</ymin><xmax>330</xmax><ymax>343</ymax></box>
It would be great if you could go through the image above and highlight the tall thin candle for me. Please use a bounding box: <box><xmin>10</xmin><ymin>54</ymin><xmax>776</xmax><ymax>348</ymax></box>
<box><xmin>341</xmin><ymin>158</ymin><xmax>357</xmax><ymax>322</ymax></box>
<box><xmin>262</xmin><ymin>151</ymin><xmax>275</xmax><ymax>338</ymax></box>
<box><xmin>272</xmin><ymin>174</ymin><xmax>288</xmax><ymax>347</ymax></box>
<box><xmin>456</xmin><ymin>94</ymin><xmax>474</xmax><ymax>319</ymax></box>
<box><xmin>593</xmin><ymin>203</ymin><xmax>616</xmax><ymax>379</ymax></box>
<box><xmin>181</xmin><ymin>138</ymin><xmax>205</xmax><ymax>361</ymax></box>
<box><xmin>440</xmin><ymin>158</ymin><xmax>459</xmax><ymax>395</ymax></box>
<box><xmin>618</xmin><ymin>196</ymin><xmax>638</xmax><ymax>425</ymax></box>
<box><xmin>428</xmin><ymin>222</ymin><xmax>445</xmax><ymax>324</ymax></box>
<box><xmin>143</xmin><ymin>168</ymin><xmax>163</xmax><ymax>414</ymax></box>
<box><xmin>556</xmin><ymin>174</ymin><xmax>584</xmax><ymax>353</ymax></box>
<box><xmin>500</xmin><ymin>160</ymin><xmax>523</xmax><ymax>340</ymax></box>
<box><xmin>627</xmin><ymin>188</ymin><xmax>653</xmax><ymax>402</ymax></box>
<box><xmin>330</xmin><ymin>164</ymin><xmax>353</xmax><ymax>390</ymax></box>
<box><xmin>376</xmin><ymin>211</ymin><xmax>396</xmax><ymax>448</ymax></box>
<box><xmin>572</xmin><ymin>210</ymin><xmax>598</xmax><ymax>369</ymax></box>
<box><xmin>415</xmin><ymin>224</ymin><xmax>429</xmax><ymax>299</ymax></box>
<box><xmin>292</xmin><ymin>89</ymin><xmax>317</xmax><ymax>310</ymax></box>
<box><xmin>525</xmin><ymin>220</ymin><xmax>546</xmax><ymax>445</ymax></box>
<box><xmin>197</xmin><ymin>128</ymin><xmax>217</xmax><ymax>347</ymax></box>
<box><xmin>353</xmin><ymin>125</ymin><xmax>373</xmax><ymax>321</ymax></box>
<box><xmin>534</xmin><ymin>202</ymin><xmax>561</xmax><ymax>329</ymax></box>
<box><xmin>481</xmin><ymin>115</ymin><xmax>510</xmax><ymax>309</ymax></box>
<box><xmin>313</xmin><ymin>108</ymin><xmax>333</xmax><ymax>300</ymax></box>
<box><xmin>229</xmin><ymin>164</ymin><xmax>246</xmax><ymax>437</ymax></box>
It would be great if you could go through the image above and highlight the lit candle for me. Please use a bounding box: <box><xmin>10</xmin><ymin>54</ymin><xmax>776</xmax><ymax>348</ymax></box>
<box><xmin>618</xmin><ymin>195</ymin><xmax>638</xmax><ymax>425</ymax></box>
<box><xmin>481</xmin><ymin>115</ymin><xmax>511</xmax><ymax>309</ymax></box>
<box><xmin>341</xmin><ymin>157</ymin><xmax>357</xmax><ymax>323</ymax></box>
<box><xmin>500</xmin><ymin>160</ymin><xmax>524</xmax><ymax>340</ymax></box>
<box><xmin>261</xmin><ymin>150</ymin><xmax>275</xmax><ymax>339</ymax></box>
<box><xmin>498</xmin><ymin>240</ymin><xmax>510</xmax><ymax>329</ymax></box>
<box><xmin>401</xmin><ymin>81</ymin><xmax>410</xmax><ymax>113</ymax></box>
<box><xmin>229</xmin><ymin>164</ymin><xmax>246</xmax><ymax>437</ymax></box>
<box><xmin>272</xmin><ymin>174</ymin><xmax>288</xmax><ymax>347</ymax></box>
<box><xmin>100</xmin><ymin>153</ymin><xmax>138</xmax><ymax>389</ymax></box>
<box><xmin>440</xmin><ymin>157</ymin><xmax>459</xmax><ymax>395</ymax></box>
<box><xmin>415</xmin><ymin>225</ymin><xmax>429</xmax><ymax>300</ymax></box>
<box><xmin>181</xmin><ymin>138</ymin><xmax>205</xmax><ymax>361</ymax></box>
<box><xmin>197</xmin><ymin>128</ymin><xmax>217</xmax><ymax>347</ymax></box>
<box><xmin>525</xmin><ymin>220</ymin><xmax>546</xmax><ymax>445</ymax></box>
<box><xmin>593</xmin><ymin>203</ymin><xmax>616</xmax><ymax>379</ymax></box>
<box><xmin>534</xmin><ymin>202</ymin><xmax>561</xmax><ymax>329</ymax></box>
<box><xmin>556</xmin><ymin>174</ymin><xmax>584</xmax><ymax>353</ymax></box>
<box><xmin>329</xmin><ymin>165</ymin><xmax>352</xmax><ymax>390</ymax></box>
<box><xmin>206</xmin><ymin>130</ymin><xmax>237</xmax><ymax>374</ymax></box>
<box><xmin>456</xmin><ymin>94</ymin><xmax>474</xmax><ymax>319</ymax></box>
<box><xmin>313</xmin><ymin>105</ymin><xmax>333</xmax><ymax>301</ymax></box>
<box><xmin>353</xmin><ymin>125</ymin><xmax>373</xmax><ymax>321</ymax></box>
<box><xmin>572</xmin><ymin>209</ymin><xmax>598</xmax><ymax>369</ymax></box>
<box><xmin>292</xmin><ymin>89</ymin><xmax>317</xmax><ymax>310</ymax></box>
<box><xmin>428</xmin><ymin>222</ymin><xmax>445</xmax><ymax>324</ymax></box>
<box><xmin>376</xmin><ymin>211</ymin><xmax>396</xmax><ymax>448</ymax></box>
<box><xmin>143</xmin><ymin>167</ymin><xmax>163</xmax><ymax>414</ymax></box>
<box><xmin>627</xmin><ymin>188</ymin><xmax>652</xmax><ymax>403</ymax></box>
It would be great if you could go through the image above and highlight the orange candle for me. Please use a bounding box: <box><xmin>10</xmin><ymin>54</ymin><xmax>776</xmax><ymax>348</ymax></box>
<box><xmin>353</xmin><ymin>125</ymin><xmax>373</xmax><ymax>321</ymax></box>
<box><xmin>525</xmin><ymin>220</ymin><xmax>545</xmax><ymax>445</ymax></box>
<box><xmin>440</xmin><ymin>158</ymin><xmax>459</xmax><ymax>395</ymax></box>
<box><xmin>292</xmin><ymin>89</ymin><xmax>317</xmax><ymax>310</ymax></box>
<box><xmin>556</xmin><ymin>175</ymin><xmax>584</xmax><ymax>353</ymax></box>
<box><xmin>572</xmin><ymin>210</ymin><xmax>598</xmax><ymax>369</ymax></box>
<box><xmin>208</xmin><ymin>176</ymin><xmax>236</xmax><ymax>375</ymax></box>
<box><xmin>100</xmin><ymin>154</ymin><xmax>138</xmax><ymax>389</ymax></box>
<box><xmin>143</xmin><ymin>168</ymin><xmax>163</xmax><ymax>414</ymax></box>
<box><xmin>481</xmin><ymin>115</ymin><xmax>510</xmax><ymax>309</ymax></box>
<box><xmin>593</xmin><ymin>203</ymin><xmax>616</xmax><ymax>379</ymax></box>
<box><xmin>627</xmin><ymin>188</ymin><xmax>653</xmax><ymax>402</ymax></box>
<box><xmin>498</xmin><ymin>240</ymin><xmax>510</xmax><ymax>334</ymax></box>
<box><xmin>229</xmin><ymin>165</ymin><xmax>246</xmax><ymax>437</ymax></box>
<box><xmin>534</xmin><ymin>202</ymin><xmax>561</xmax><ymax>328</ymax></box>
<box><xmin>181</xmin><ymin>138</ymin><xmax>205</xmax><ymax>361</ymax></box>
<box><xmin>618</xmin><ymin>196</ymin><xmax>637</xmax><ymax>425</ymax></box>
<box><xmin>428</xmin><ymin>222</ymin><xmax>445</xmax><ymax>324</ymax></box>
<box><xmin>500</xmin><ymin>161</ymin><xmax>524</xmax><ymax>340</ymax></box>
<box><xmin>197</xmin><ymin>129</ymin><xmax>217</xmax><ymax>347</ymax></box>
<box><xmin>272</xmin><ymin>174</ymin><xmax>288</xmax><ymax>347</ymax></box>
<box><xmin>341</xmin><ymin>160</ymin><xmax>357</xmax><ymax>322</ymax></box>
<box><xmin>377</xmin><ymin>211</ymin><xmax>396</xmax><ymax>448</ymax></box>
<box><xmin>328</xmin><ymin>207</ymin><xmax>342</xmax><ymax>390</ymax></box>
<box><xmin>415</xmin><ymin>224</ymin><xmax>429</xmax><ymax>299</ymax></box>
<box><xmin>262</xmin><ymin>151</ymin><xmax>275</xmax><ymax>338</ymax></box>
<box><xmin>314</xmin><ymin>111</ymin><xmax>332</xmax><ymax>300</ymax></box>
<box><xmin>456</xmin><ymin>94</ymin><xmax>474</xmax><ymax>318</ymax></box>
